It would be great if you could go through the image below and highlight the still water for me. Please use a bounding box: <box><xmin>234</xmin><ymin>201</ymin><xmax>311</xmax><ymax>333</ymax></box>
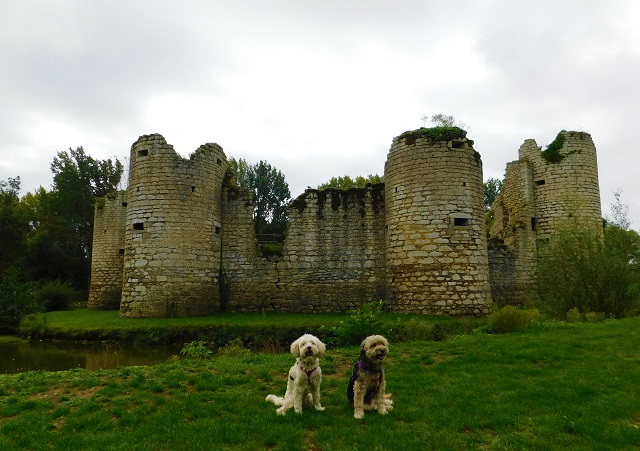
<box><xmin>0</xmin><ymin>336</ymin><xmax>180</xmax><ymax>374</ymax></box>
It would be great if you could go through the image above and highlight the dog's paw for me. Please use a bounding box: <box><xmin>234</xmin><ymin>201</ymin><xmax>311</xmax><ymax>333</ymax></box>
<box><xmin>354</xmin><ymin>411</ymin><xmax>364</xmax><ymax>419</ymax></box>
<box><xmin>377</xmin><ymin>408</ymin><xmax>388</xmax><ymax>415</ymax></box>
<box><xmin>276</xmin><ymin>407</ymin><xmax>287</xmax><ymax>416</ymax></box>
<box><xmin>314</xmin><ymin>405</ymin><xmax>325</xmax><ymax>411</ymax></box>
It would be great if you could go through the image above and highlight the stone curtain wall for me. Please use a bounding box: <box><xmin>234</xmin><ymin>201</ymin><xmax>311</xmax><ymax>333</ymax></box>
<box><xmin>279</xmin><ymin>186</ymin><xmax>387</xmax><ymax>311</ymax></box>
<box><xmin>88</xmin><ymin>191</ymin><xmax>127</xmax><ymax>309</ymax></box>
<box><xmin>220</xmin><ymin>186</ymin><xmax>279</xmax><ymax>311</ymax></box>
<box><xmin>219</xmin><ymin>185</ymin><xmax>386</xmax><ymax>312</ymax></box>
<box><xmin>384</xmin><ymin>135</ymin><xmax>492</xmax><ymax>315</ymax></box>
<box><xmin>119</xmin><ymin>135</ymin><xmax>228</xmax><ymax>317</ymax></box>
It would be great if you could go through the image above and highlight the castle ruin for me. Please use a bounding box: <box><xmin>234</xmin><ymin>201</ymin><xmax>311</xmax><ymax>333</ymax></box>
<box><xmin>88</xmin><ymin>128</ymin><xmax>601</xmax><ymax>317</ymax></box>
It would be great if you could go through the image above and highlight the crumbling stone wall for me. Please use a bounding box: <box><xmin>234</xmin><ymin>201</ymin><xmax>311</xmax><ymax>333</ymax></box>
<box><xmin>489</xmin><ymin>131</ymin><xmax>602</xmax><ymax>305</ymax></box>
<box><xmin>384</xmin><ymin>132</ymin><xmax>492</xmax><ymax>315</ymax></box>
<box><xmin>88</xmin><ymin>128</ymin><xmax>602</xmax><ymax>317</ymax></box>
<box><xmin>88</xmin><ymin>191</ymin><xmax>127</xmax><ymax>309</ymax></box>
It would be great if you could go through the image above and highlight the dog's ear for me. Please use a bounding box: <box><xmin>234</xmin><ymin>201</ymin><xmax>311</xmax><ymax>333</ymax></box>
<box><xmin>359</xmin><ymin>337</ymin><xmax>368</xmax><ymax>352</ymax></box>
<box><xmin>316</xmin><ymin>338</ymin><xmax>326</xmax><ymax>358</ymax></box>
<box><xmin>290</xmin><ymin>337</ymin><xmax>301</xmax><ymax>357</ymax></box>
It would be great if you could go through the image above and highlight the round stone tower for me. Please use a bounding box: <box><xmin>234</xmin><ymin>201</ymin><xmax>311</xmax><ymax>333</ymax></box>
<box><xmin>120</xmin><ymin>134</ymin><xmax>228</xmax><ymax>317</ymax></box>
<box><xmin>520</xmin><ymin>130</ymin><xmax>602</xmax><ymax>238</ymax></box>
<box><xmin>384</xmin><ymin>128</ymin><xmax>492</xmax><ymax>315</ymax></box>
<box><xmin>88</xmin><ymin>191</ymin><xmax>127</xmax><ymax>310</ymax></box>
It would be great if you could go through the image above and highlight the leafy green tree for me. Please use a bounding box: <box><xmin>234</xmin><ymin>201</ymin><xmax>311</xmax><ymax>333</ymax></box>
<box><xmin>536</xmin><ymin>220</ymin><xmax>640</xmax><ymax>319</ymax></box>
<box><xmin>24</xmin><ymin>147</ymin><xmax>123</xmax><ymax>293</ymax></box>
<box><xmin>317</xmin><ymin>174</ymin><xmax>383</xmax><ymax>190</ymax></box>
<box><xmin>0</xmin><ymin>177</ymin><xmax>29</xmax><ymax>274</ymax></box>
<box><xmin>0</xmin><ymin>268</ymin><xmax>40</xmax><ymax>333</ymax></box>
<box><xmin>484</xmin><ymin>177</ymin><xmax>503</xmax><ymax>211</ymax></box>
<box><xmin>228</xmin><ymin>157</ymin><xmax>291</xmax><ymax>238</ymax></box>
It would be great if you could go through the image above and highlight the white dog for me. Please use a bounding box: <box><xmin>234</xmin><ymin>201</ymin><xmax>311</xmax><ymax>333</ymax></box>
<box><xmin>266</xmin><ymin>334</ymin><xmax>326</xmax><ymax>415</ymax></box>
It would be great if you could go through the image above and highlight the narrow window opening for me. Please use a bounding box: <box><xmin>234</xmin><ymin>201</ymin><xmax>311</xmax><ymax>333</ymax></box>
<box><xmin>535</xmin><ymin>179</ymin><xmax>546</xmax><ymax>186</ymax></box>
<box><xmin>133</xmin><ymin>222</ymin><xmax>144</xmax><ymax>231</ymax></box>
<box><xmin>122</xmin><ymin>202</ymin><xmax>128</xmax><ymax>207</ymax></box>
<box><xmin>531</xmin><ymin>217</ymin><xmax>538</xmax><ymax>231</ymax></box>
<box><xmin>137</xmin><ymin>149</ymin><xmax>149</xmax><ymax>157</ymax></box>
<box><xmin>215</xmin><ymin>226</ymin><xmax>221</xmax><ymax>235</ymax></box>
<box><xmin>118</xmin><ymin>248</ymin><xmax>125</xmax><ymax>255</ymax></box>
<box><xmin>104</xmin><ymin>229</ymin><xmax>107</xmax><ymax>234</ymax></box>
<box><xmin>453</xmin><ymin>217</ymin><xmax>470</xmax><ymax>227</ymax></box>
<box><xmin>451</xmin><ymin>140</ymin><xmax>465</xmax><ymax>149</ymax></box>
<box><xmin>216</xmin><ymin>158</ymin><xmax>222</xmax><ymax>165</ymax></box>
<box><xmin>191</xmin><ymin>186</ymin><xmax>196</xmax><ymax>192</ymax></box>
<box><xmin>462</xmin><ymin>182</ymin><xmax>467</xmax><ymax>187</ymax></box>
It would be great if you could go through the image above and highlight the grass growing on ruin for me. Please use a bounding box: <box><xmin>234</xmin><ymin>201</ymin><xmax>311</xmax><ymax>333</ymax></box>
<box><xmin>2</xmin><ymin>317</ymin><xmax>639</xmax><ymax>450</ymax></box>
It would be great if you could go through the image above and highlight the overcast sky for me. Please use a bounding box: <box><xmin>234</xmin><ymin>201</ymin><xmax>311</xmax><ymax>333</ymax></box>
<box><xmin>1</xmin><ymin>0</ymin><xmax>639</xmax><ymax>228</ymax></box>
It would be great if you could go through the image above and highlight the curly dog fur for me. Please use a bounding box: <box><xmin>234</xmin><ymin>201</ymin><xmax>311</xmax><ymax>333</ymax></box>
<box><xmin>266</xmin><ymin>334</ymin><xmax>326</xmax><ymax>415</ymax></box>
<box><xmin>347</xmin><ymin>335</ymin><xmax>393</xmax><ymax>419</ymax></box>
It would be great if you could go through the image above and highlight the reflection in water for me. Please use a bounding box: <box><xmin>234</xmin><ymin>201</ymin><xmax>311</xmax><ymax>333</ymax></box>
<box><xmin>0</xmin><ymin>337</ymin><xmax>180</xmax><ymax>374</ymax></box>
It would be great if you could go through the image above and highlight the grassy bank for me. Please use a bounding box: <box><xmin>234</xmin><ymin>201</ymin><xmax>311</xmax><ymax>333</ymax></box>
<box><xmin>18</xmin><ymin>309</ymin><xmax>479</xmax><ymax>347</ymax></box>
<box><xmin>2</xmin><ymin>317</ymin><xmax>639</xmax><ymax>450</ymax></box>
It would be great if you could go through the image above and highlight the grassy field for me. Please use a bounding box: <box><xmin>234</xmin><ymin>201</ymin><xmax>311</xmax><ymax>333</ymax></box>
<box><xmin>1</xmin><ymin>317</ymin><xmax>639</xmax><ymax>450</ymax></box>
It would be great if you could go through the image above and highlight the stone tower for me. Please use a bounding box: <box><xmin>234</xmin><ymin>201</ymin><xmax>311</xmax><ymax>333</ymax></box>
<box><xmin>119</xmin><ymin>134</ymin><xmax>228</xmax><ymax>317</ymax></box>
<box><xmin>489</xmin><ymin>130</ymin><xmax>602</xmax><ymax>304</ymax></box>
<box><xmin>384</xmin><ymin>128</ymin><xmax>492</xmax><ymax>315</ymax></box>
<box><xmin>88</xmin><ymin>191</ymin><xmax>127</xmax><ymax>309</ymax></box>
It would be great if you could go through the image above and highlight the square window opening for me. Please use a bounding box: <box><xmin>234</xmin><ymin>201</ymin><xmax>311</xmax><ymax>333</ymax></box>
<box><xmin>535</xmin><ymin>179</ymin><xmax>546</xmax><ymax>186</ymax></box>
<box><xmin>137</xmin><ymin>149</ymin><xmax>149</xmax><ymax>157</ymax></box>
<box><xmin>453</xmin><ymin>217</ymin><xmax>470</xmax><ymax>227</ymax></box>
<box><xmin>133</xmin><ymin>222</ymin><xmax>144</xmax><ymax>231</ymax></box>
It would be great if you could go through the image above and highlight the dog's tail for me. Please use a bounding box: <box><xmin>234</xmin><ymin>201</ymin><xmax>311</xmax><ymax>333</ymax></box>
<box><xmin>265</xmin><ymin>394</ymin><xmax>284</xmax><ymax>406</ymax></box>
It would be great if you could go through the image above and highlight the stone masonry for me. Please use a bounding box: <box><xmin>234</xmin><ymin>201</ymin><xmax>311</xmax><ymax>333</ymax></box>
<box><xmin>88</xmin><ymin>128</ymin><xmax>601</xmax><ymax>317</ymax></box>
<box><xmin>489</xmin><ymin>131</ymin><xmax>602</xmax><ymax>305</ymax></box>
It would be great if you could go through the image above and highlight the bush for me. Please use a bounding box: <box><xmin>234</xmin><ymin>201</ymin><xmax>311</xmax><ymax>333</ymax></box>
<box><xmin>322</xmin><ymin>300</ymin><xmax>388</xmax><ymax>346</ymax></box>
<box><xmin>537</xmin><ymin>222</ymin><xmax>640</xmax><ymax>319</ymax></box>
<box><xmin>180</xmin><ymin>340</ymin><xmax>213</xmax><ymax>360</ymax></box>
<box><xmin>566</xmin><ymin>307</ymin><xmax>583</xmax><ymax>323</ymax></box>
<box><xmin>485</xmin><ymin>306</ymin><xmax>542</xmax><ymax>334</ymax></box>
<box><xmin>35</xmin><ymin>280</ymin><xmax>78</xmax><ymax>311</ymax></box>
<box><xmin>0</xmin><ymin>269</ymin><xmax>40</xmax><ymax>333</ymax></box>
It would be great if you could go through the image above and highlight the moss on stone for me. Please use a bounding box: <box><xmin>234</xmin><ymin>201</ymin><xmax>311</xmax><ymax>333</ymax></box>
<box><xmin>398</xmin><ymin>126</ymin><xmax>467</xmax><ymax>146</ymax></box>
<box><xmin>541</xmin><ymin>132</ymin><xmax>566</xmax><ymax>163</ymax></box>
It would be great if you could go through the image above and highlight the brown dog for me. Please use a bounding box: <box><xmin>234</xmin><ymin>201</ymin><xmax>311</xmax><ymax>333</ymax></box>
<box><xmin>347</xmin><ymin>335</ymin><xmax>393</xmax><ymax>419</ymax></box>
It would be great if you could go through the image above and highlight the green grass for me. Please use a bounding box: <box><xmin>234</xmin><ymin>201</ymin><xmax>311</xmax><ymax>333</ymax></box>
<box><xmin>2</xmin><ymin>318</ymin><xmax>639</xmax><ymax>450</ymax></box>
<box><xmin>19</xmin><ymin>309</ymin><xmax>480</xmax><ymax>347</ymax></box>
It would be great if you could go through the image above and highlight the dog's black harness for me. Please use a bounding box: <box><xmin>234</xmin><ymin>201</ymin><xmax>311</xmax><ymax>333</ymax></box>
<box><xmin>347</xmin><ymin>351</ymin><xmax>384</xmax><ymax>404</ymax></box>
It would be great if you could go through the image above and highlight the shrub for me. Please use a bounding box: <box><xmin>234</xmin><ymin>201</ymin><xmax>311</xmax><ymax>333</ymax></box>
<box><xmin>584</xmin><ymin>311</ymin><xmax>606</xmax><ymax>323</ymax></box>
<box><xmin>322</xmin><ymin>300</ymin><xmax>388</xmax><ymax>346</ymax></box>
<box><xmin>566</xmin><ymin>307</ymin><xmax>583</xmax><ymax>323</ymax></box>
<box><xmin>537</xmin><ymin>222</ymin><xmax>640</xmax><ymax>319</ymax></box>
<box><xmin>485</xmin><ymin>306</ymin><xmax>542</xmax><ymax>334</ymax></box>
<box><xmin>180</xmin><ymin>340</ymin><xmax>213</xmax><ymax>360</ymax></box>
<box><xmin>0</xmin><ymin>269</ymin><xmax>40</xmax><ymax>333</ymax></box>
<box><xmin>35</xmin><ymin>280</ymin><xmax>78</xmax><ymax>312</ymax></box>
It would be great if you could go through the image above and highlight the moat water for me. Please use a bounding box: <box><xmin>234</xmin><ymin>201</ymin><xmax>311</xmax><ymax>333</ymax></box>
<box><xmin>0</xmin><ymin>336</ymin><xmax>180</xmax><ymax>374</ymax></box>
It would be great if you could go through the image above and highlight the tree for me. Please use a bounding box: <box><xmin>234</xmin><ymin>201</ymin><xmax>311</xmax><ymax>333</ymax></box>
<box><xmin>428</xmin><ymin>113</ymin><xmax>468</xmax><ymax>129</ymax></box>
<box><xmin>317</xmin><ymin>174</ymin><xmax>383</xmax><ymax>190</ymax></box>
<box><xmin>484</xmin><ymin>178</ymin><xmax>503</xmax><ymax>211</ymax></box>
<box><xmin>24</xmin><ymin>147</ymin><xmax>123</xmax><ymax>293</ymax></box>
<box><xmin>0</xmin><ymin>177</ymin><xmax>29</xmax><ymax>274</ymax></box>
<box><xmin>228</xmin><ymin>157</ymin><xmax>291</xmax><ymax>238</ymax></box>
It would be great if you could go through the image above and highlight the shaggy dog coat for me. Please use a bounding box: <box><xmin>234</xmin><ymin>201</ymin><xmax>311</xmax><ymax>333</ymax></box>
<box><xmin>266</xmin><ymin>334</ymin><xmax>326</xmax><ymax>415</ymax></box>
<box><xmin>347</xmin><ymin>335</ymin><xmax>393</xmax><ymax>419</ymax></box>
